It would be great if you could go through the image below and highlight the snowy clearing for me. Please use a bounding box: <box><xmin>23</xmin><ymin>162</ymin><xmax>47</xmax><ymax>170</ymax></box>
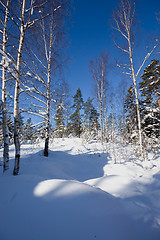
<box><xmin>0</xmin><ymin>138</ymin><xmax>160</xmax><ymax>240</ymax></box>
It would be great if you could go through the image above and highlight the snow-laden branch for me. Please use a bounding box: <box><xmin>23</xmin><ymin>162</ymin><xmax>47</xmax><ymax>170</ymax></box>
<box><xmin>21</xmin><ymin>88</ymin><xmax>47</xmax><ymax>106</ymax></box>
<box><xmin>21</xmin><ymin>109</ymin><xmax>47</xmax><ymax>120</ymax></box>
<box><xmin>0</xmin><ymin>0</ymin><xmax>8</xmax><ymax>9</ymax></box>
<box><xmin>27</xmin><ymin>5</ymin><xmax>62</xmax><ymax>29</ymax></box>
<box><xmin>136</xmin><ymin>43</ymin><xmax>158</xmax><ymax>79</ymax></box>
<box><xmin>22</xmin><ymin>51</ymin><xmax>48</xmax><ymax>87</ymax></box>
<box><xmin>31</xmin><ymin>121</ymin><xmax>45</xmax><ymax>128</ymax></box>
<box><xmin>0</xmin><ymin>49</ymin><xmax>19</xmax><ymax>80</ymax></box>
<box><xmin>120</xmin><ymin>71</ymin><xmax>132</xmax><ymax>75</ymax></box>
<box><xmin>21</xmin><ymin>79</ymin><xmax>47</xmax><ymax>99</ymax></box>
<box><xmin>32</xmin><ymin>103</ymin><xmax>46</xmax><ymax>111</ymax></box>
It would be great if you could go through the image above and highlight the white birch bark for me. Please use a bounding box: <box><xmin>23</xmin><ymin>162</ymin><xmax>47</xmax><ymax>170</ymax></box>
<box><xmin>95</xmin><ymin>72</ymin><xmax>103</xmax><ymax>143</ymax></box>
<box><xmin>100</xmin><ymin>66</ymin><xmax>104</xmax><ymax>143</ymax></box>
<box><xmin>13</xmin><ymin>0</ymin><xmax>42</xmax><ymax>174</ymax></box>
<box><xmin>43</xmin><ymin>19</ymin><xmax>53</xmax><ymax>156</ymax></box>
<box><xmin>44</xmin><ymin>57</ymin><xmax>51</xmax><ymax>156</ymax></box>
<box><xmin>112</xmin><ymin>0</ymin><xmax>157</xmax><ymax>160</ymax></box>
<box><xmin>13</xmin><ymin>0</ymin><xmax>26</xmax><ymax>175</ymax></box>
<box><xmin>90</xmin><ymin>54</ymin><xmax>108</xmax><ymax>144</ymax></box>
<box><xmin>103</xmin><ymin>90</ymin><xmax>108</xmax><ymax>142</ymax></box>
<box><xmin>1</xmin><ymin>0</ymin><xmax>10</xmax><ymax>171</ymax></box>
<box><xmin>20</xmin><ymin>5</ymin><xmax>62</xmax><ymax>156</ymax></box>
<box><xmin>128</xmin><ymin>36</ymin><xmax>144</xmax><ymax>160</ymax></box>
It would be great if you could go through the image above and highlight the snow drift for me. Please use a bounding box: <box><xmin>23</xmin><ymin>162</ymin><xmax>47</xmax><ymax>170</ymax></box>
<box><xmin>0</xmin><ymin>138</ymin><xmax>160</xmax><ymax>240</ymax></box>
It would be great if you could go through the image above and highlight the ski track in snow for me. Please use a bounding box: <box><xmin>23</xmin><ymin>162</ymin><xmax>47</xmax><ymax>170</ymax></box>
<box><xmin>0</xmin><ymin>138</ymin><xmax>160</xmax><ymax>240</ymax></box>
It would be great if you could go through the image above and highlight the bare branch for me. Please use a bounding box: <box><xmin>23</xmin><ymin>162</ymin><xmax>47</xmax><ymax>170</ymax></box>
<box><xmin>30</xmin><ymin>48</ymin><xmax>47</xmax><ymax>71</ymax></box>
<box><xmin>113</xmin><ymin>17</ymin><xmax>128</xmax><ymax>40</ymax></box>
<box><xmin>21</xmin><ymin>89</ymin><xmax>46</xmax><ymax>105</ymax></box>
<box><xmin>113</xmin><ymin>39</ymin><xmax>129</xmax><ymax>54</ymax></box>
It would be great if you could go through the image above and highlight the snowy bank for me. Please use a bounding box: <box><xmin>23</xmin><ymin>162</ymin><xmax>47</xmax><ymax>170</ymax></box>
<box><xmin>0</xmin><ymin>138</ymin><xmax>160</xmax><ymax>240</ymax></box>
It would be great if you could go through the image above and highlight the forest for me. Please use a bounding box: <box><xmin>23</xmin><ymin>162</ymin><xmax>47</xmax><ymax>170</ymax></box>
<box><xmin>0</xmin><ymin>0</ymin><xmax>159</xmax><ymax>174</ymax></box>
<box><xmin>0</xmin><ymin>1</ymin><xmax>160</xmax><ymax>240</ymax></box>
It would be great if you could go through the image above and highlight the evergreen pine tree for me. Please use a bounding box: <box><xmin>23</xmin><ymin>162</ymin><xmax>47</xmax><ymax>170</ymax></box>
<box><xmin>54</xmin><ymin>99</ymin><xmax>65</xmax><ymax>138</ymax></box>
<box><xmin>70</xmin><ymin>88</ymin><xmax>84</xmax><ymax>137</ymax></box>
<box><xmin>83</xmin><ymin>97</ymin><xmax>99</xmax><ymax>140</ymax></box>
<box><xmin>0</xmin><ymin>101</ymin><xmax>2</xmax><ymax>147</ymax></box>
<box><xmin>124</xmin><ymin>85</ymin><xmax>138</xmax><ymax>143</ymax></box>
<box><xmin>35</xmin><ymin>123</ymin><xmax>46</xmax><ymax>141</ymax></box>
<box><xmin>0</xmin><ymin>102</ymin><xmax>2</xmax><ymax>166</ymax></box>
<box><xmin>140</xmin><ymin>59</ymin><xmax>160</xmax><ymax>109</ymax></box>
<box><xmin>90</xmin><ymin>107</ymin><xmax>99</xmax><ymax>138</ymax></box>
<box><xmin>22</xmin><ymin>118</ymin><xmax>35</xmax><ymax>143</ymax></box>
<box><xmin>140</xmin><ymin>59</ymin><xmax>160</xmax><ymax>139</ymax></box>
<box><xmin>84</xmin><ymin>97</ymin><xmax>94</xmax><ymax>130</ymax></box>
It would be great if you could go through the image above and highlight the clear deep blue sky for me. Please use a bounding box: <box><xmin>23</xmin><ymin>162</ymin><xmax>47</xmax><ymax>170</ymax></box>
<box><xmin>66</xmin><ymin>0</ymin><xmax>160</xmax><ymax>101</ymax></box>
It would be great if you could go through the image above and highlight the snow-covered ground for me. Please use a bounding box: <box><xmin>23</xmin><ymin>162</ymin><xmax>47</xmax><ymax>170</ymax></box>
<box><xmin>0</xmin><ymin>138</ymin><xmax>160</xmax><ymax>240</ymax></box>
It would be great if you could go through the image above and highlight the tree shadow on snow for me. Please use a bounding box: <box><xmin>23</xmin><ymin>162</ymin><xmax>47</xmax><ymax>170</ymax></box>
<box><xmin>20</xmin><ymin>149</ymin><xmax>110</xmax><ymax>182</ymax></box>
<box><xmin>116</xmin><ymin>171</ymin><xmax>160</xmax><ymax>235</ymax></box>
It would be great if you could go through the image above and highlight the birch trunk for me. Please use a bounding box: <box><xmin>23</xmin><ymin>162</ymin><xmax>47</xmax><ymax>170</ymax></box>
<box><xmin>112</xmin><ymin>0</ymin><xmax>147</xmax><ymax>160</ymax></box>
<box><xmin>13</xmin><ymin>0</ymin><xmax>26</xmax><ymax>175</ymax></box>
<box><xmin>103</xmin><ymin>88</ymin><xmax>109</xmax><ymax>142</ymax></box>
<box><xmin>2</xmin><ymin>0</ymin><xmax>10</xmax><ymax>171</ymax></box>
<box><xmin>13</xmin><ymin>80</ymin><xmax>21</xmax><ymax>175</ymax></box>
<box><xmin>100</xmin><ymin>101</ymin><xmax>103</xmax><ymax>143</ymax></box>
<box><xmin>100</xmin><ymin>66</ymin><xmax>104</xmax><ymax>144</ymax></box>
<box><xmin>91</xmin><ymin>59</ymin><xmax>106</xmax><ymax>144</ymax></box>
<box><xmin>44</xmin><ymin>82</ymin><xmax>50</xmax><ymax>156</ymax></box>
<box><xmin>2</xmin><ymin>68</ymin><xmax>9</xmax><ymax>171</ymax></box>
<box><xmin>97</xmin><ymin>82</ymin><xmax>103</xmax><ymax>143</ymax></box>
<box><xmin>44</xmin><ymin>33</ymin><xmax>52</xmax><ymax>156</ymax></box>
<box><xmin>78</xmin><ymin>107</ymin><xmax>81</xmax><ymax>138</ymax></box>
<box><xmin>128</xmin><ymin>37</ymin><xmax>144</xmax><ymax>160</ymax></box>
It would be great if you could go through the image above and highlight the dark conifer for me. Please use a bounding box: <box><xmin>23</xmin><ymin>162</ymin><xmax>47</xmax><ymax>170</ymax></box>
<box><xmin>140</xmin><ymin>59</ymin><xmax>160</xmax><ymax>138</ymax></box>
<box><xmin>124</xmin><ymin>85</ymin><xmax>138</xmax><ymax>142</ymax></box>
<box><xmin>54</xmin><ymin>99</ymin><xmax>65</xmax><ymax>138</ymax></box>
<box><xmin>83</xmin><ymin>97</ymin><xmax>99</xmax><ymax>139</ymax></box>
<box><xmin>70</xmin><ymin>88</ymin><xmax>84</xmax><ymax>138</ymax></box>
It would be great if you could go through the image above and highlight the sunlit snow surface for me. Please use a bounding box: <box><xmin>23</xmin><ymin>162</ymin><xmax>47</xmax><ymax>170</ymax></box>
<box><xmin>0</xmin><ymin>138</ymin><xmax>160</xmax><ymax>240</ymax></box>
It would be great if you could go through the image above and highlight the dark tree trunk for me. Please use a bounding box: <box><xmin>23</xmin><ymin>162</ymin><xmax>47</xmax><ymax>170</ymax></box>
<box><xmin>2</xmin><ymin>0</ymin><xmax>10</xmax><ymax>172</ymax></box>
<box><xmin>13</xmin><ymin>154</ymin><xmax>20</xmax><ymax>175</ymax></box>
<box><xmin>3</xmin><ymin>140</ymin><xmax>9</xmax><ymax>171</ymax></box>
<box><xmin>44</xmin><ymin>137</ymin><xmax>49</xmax><ymax>157</ymax></box>
<box><xmin>13</xmin><ymin>117</ymin><xmax>20</xmax><ymax>175</ymax></box>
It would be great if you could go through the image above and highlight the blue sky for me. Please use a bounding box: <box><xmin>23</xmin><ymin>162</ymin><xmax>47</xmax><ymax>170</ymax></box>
<box><xmin>65</xmin><ymin>0</ymin><xmax>160</xmax><ymax>101</ymax></box>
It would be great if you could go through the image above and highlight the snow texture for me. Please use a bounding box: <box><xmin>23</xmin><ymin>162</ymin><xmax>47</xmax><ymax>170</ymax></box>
<box><xmin>0</xmin><ymin>138</ymin><xmax>160</xmax><ymax>240</ymax></box>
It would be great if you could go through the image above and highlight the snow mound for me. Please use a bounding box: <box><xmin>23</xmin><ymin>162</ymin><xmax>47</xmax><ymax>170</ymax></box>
<box><xmin>0</xmin><ymin>138</ymin><xmax>160</xmax><ymax>240</ymax></box>
<box><xmin>1</xmin><ymin>177</ymin><xmax>159</xmax><ymax>240</ymax></box>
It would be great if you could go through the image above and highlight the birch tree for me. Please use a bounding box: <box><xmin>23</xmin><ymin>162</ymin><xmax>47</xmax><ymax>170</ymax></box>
<box><xmin>0</xmin><ymin>0</ymin><xmax>10</xmax><ymax>171</ymax></box>
<box><xmin>0</xmin><ymin>0</ymin><xmax>70</xmax><ymax>172</ymax></box>
<box><xmin>11</xmin><ymin>0</ymin><xmax>55</xmax><ymax>175</ymax></box>
<box><xmin>89</xmin><ymin>52</ymin><xmax>108</xmax><ymax>143</ymax></box>
<box><xmin>39</xmin><ymin>11</ymin><xmax>56</xmax><ymax>156</ymax></box>
<box><xmin>112</xmin><ymin>0</ymin><xmax>157</xmax><ymax>160</ymax></box>
<box><xmin>21</xmin><ymin>0</ymin><xmax>69</xmax><ymax>156</ymax></box>
<box><xmin>12</xmin><ymin>0</ymin><xmax>35</xmax><ymax>175</ymax></box>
